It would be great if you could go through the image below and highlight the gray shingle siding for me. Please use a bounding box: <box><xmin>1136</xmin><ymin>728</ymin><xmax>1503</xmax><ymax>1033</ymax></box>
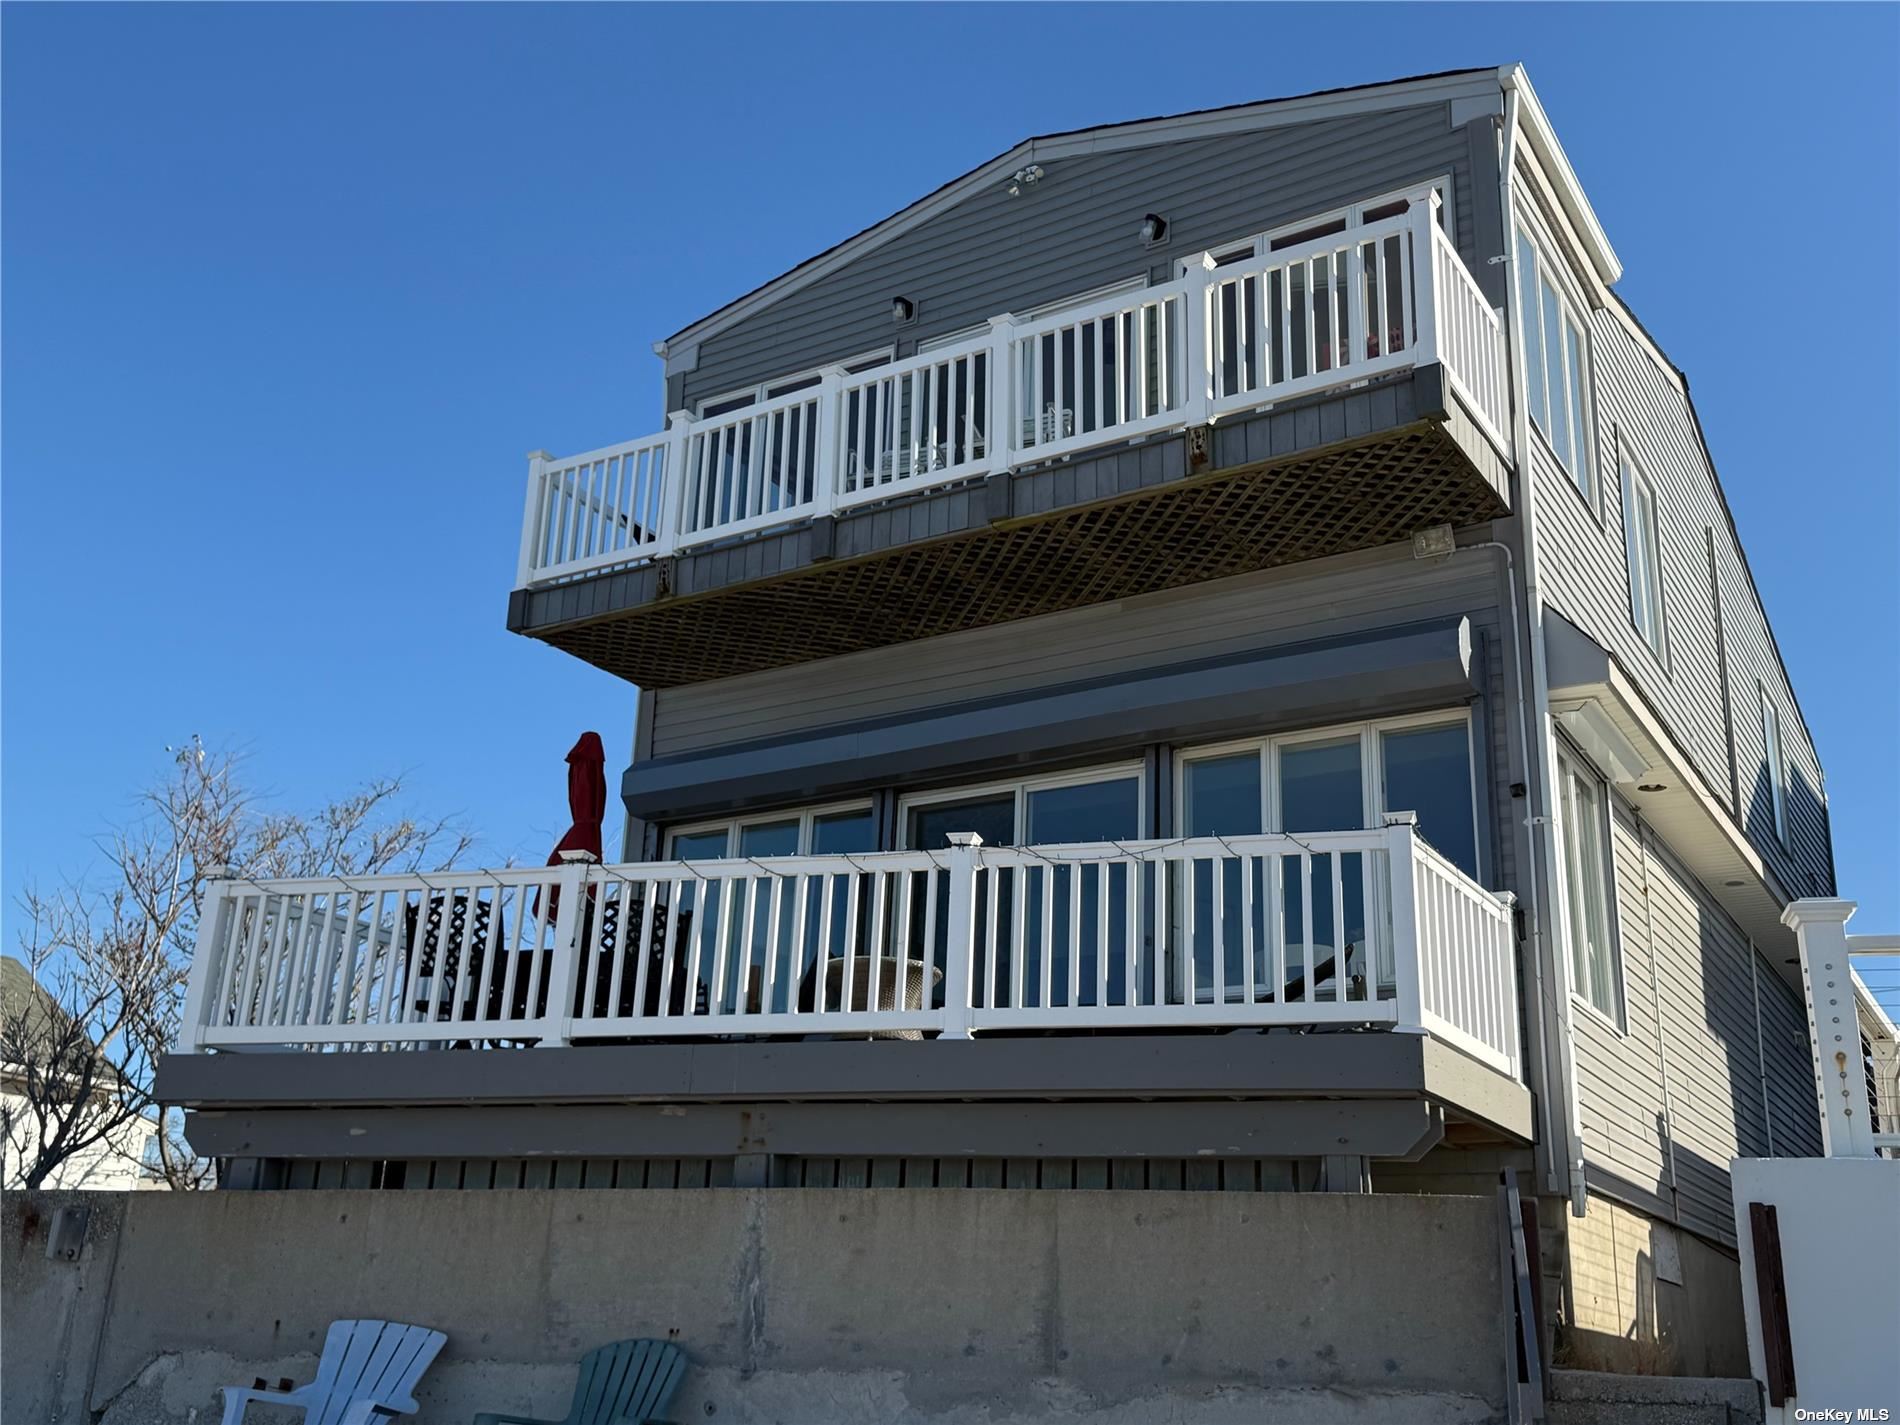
<box><xmin>1530</xmin><ymin>299</ymin><xmax>1832</xmax><ymax>898</ymax></box>
<box><xmin>1574</xmin><ymin>804</ymin><xmax>1823</xmax><ymax>1246</ymax></box>
<box><xmin>676</xmin><ymin>101</ymin><xmax>1492</xmax><ymax>413</ymax></box>
<box><xmin>649</xmin><ymin>542</ymin><xmax>1520</xmax><ymax>895</ymax></box>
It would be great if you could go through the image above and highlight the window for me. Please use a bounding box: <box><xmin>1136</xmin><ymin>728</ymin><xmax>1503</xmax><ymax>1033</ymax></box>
<box><xmin>1192</xmin><ymin>177</ymin><xmax>1455</xmax><ymax>275</ymax></box>
<box><xmin>694</xmin><ymin>350</ymin><xmax>893</xmax><ymax>418</ymax></box>
<box><xmin>1177</xmin><ymin>712</ymin><xmax>1481</xmax><ymax>1004</ymax></box>
<box><xmin>1516</xmin><ymin>226</ymin><xmax>1593</xmax><ymax>496</ymax></box>
<box><xmin>665</xmin><ymin>802</ymin><xmax>875</xmax><ymax>861</ymax></box>
<box><xmin>1759</xmin><ymin>688</ymin><xmax>1787</xmax><ymax>843</ymax></box>
<box><xmin>1556</xmin><ymin>742</ymin><xmax>1620</xmax><ymax>1023</ymax></box>
<box><xmin>1622</xmin><ymin>455</ymin><xmax>1666</xmax><ymax>654</ymax></box>
<box><xmin>899</xmin><ymin>764</ymin><xmax>1143</xmax><ymax>849</ymax></box>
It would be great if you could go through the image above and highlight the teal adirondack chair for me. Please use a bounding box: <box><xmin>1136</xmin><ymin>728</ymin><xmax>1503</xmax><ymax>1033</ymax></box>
<box><xmin>473</xmin><ymin>1340</ymin><xmax>688</xmax><ymax>1425</ymax></box>
<box><xmin>220</xmin><ymin>1319</ymin><xmax>446</xmax><ymax>1424</ymax></box>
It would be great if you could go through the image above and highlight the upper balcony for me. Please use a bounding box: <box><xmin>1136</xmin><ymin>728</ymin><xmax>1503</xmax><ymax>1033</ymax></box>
<box><xmin>509</xmin><ymin>197</ymin><xmax>1512</xmax><ymax>688</ymax></box>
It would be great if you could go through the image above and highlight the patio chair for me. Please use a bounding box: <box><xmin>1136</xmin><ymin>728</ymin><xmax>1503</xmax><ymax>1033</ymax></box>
<box><xmin>220</xmin><ymin>1318</ymin><xmax>445</xmax><ymax>1424</ymax></box>
<box><xmin>472</xmin><ymin>1339</ymin><xmax>687</xmax><ymax>1425</ymax></box>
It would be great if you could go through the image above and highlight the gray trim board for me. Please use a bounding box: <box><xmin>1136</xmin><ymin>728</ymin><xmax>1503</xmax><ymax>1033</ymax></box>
<box><xmin>159</xmin><ymin>1032</ymin><xmax>1533</xmax><ymax>1141</ymax></box>
<box><xmin>183</xmin><ymin>1099</ymin><xmax>1447</xmax><ymax>1164</ymax></box>
<box><xmin>622</xmin><ymin>619</ymin><xmax>1476</xmax><ymax>821</ymax></box>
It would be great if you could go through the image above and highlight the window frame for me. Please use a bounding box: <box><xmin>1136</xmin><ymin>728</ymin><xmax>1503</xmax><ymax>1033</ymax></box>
<box><xmin>663</xmin><ymin>798</ymin><xmax>877</xmax><ymax>860</ymax></box>
<box><xmin>895</xmin><ymin>760</ymin><xmax>1149</xmax><ymax>849</ymax></box>
<box><xmin>1181</xmin><ymin>176</ymin><xmax>1455</xmax><ymax>276</ymax></box>
<box><xmin>1515</xmin><ymin>215</ymin><xmax>1597</xmax><ymax>502</ymax></box>
<box><xmin>1621</xmin><ymin>449</ymin><xmax>1669</xmax><ymax>662</ymax></box>
<box><xmin>1173</xmin><ymin>708</ymin><xmax>1483</xmax><ymax>881</ymax></box>
<box><xmin>1758</xmin><ymin>685</ymin><xmax>1789</xmax><ymax>846</ymax></box>
<box><xmin>1554</xmin><ymin>736</ymin><xmax>1625</xmax><ymax>1032</ymax></box>
<box><xmin>694</xmin><ymin>348</ymin><xmax>896</xmax><ymax>419</ymax></box>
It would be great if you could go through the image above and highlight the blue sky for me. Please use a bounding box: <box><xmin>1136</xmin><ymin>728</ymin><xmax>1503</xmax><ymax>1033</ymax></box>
<box><xmin>4</xmin><ymin>5</ymin><xmax>1896</xmax><ymax>997</ymax></box>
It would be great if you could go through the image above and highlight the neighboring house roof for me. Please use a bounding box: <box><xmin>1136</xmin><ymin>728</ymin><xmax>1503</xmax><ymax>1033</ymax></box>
<box><xmin>657</xmin><ymin>63</ymin><xmax>1619</xmax><ymax>363</ymax></box>
<box><xmin>0</xmin><ymin>954</ymin><xmax>121</xmax><ymax>1092</ymax></box>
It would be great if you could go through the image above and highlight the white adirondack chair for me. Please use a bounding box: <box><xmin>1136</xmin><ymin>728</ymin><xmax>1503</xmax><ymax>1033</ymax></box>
<box><xmin>220</xmin><ymin>1319</ymin><xmax>446</xmax><ymax>1424</ymax></box>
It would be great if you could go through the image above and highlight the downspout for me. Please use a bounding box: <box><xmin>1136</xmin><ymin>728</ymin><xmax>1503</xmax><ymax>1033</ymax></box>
<box><xmin>1497</xmin><ymin>68</ymin><xmax>1591</xmax><ymax>1217</ymax></box>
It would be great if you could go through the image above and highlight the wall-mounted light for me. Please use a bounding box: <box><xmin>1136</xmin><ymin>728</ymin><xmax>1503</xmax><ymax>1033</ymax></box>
<box><xmin>891</xmin><ymin>295</ymin><xmax>916</xmax><ymax>325</ymax></box>
<box><xmin>1004</xmin><ymin>163</ymin><xmax>1044</xmax><ymax>197</ymax></box>
<box><xmin>1637</xmin><ymin>783</ymin><xmax>1668</xmax><ymax>793</ymax></box>
<box><xmin>1139</xmin><ymin>213</ymin><xmax>1169</xmax><ymax>247</ymax></box>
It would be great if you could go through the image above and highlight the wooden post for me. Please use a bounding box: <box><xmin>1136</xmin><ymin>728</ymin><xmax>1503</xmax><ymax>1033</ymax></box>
<box><xmin>656</xmin><ymin>413</ymin><xmax>693</xmax><ymax>557</ymax></box>
<box><xmin>1783</xmin><ymin>897</ymin><xmax>1873</xmax><ymax>1156</ymax></box>
<box><xmin>1412</xmin><ymin>193</ymin><xmax>1442</xmax><ymax>364</ymax></box>
<box><xmin>987</xmin><ymin>316</ymin><xmax>1017</xmax><ymax>473</ymax></box>
<box><xmin>812</xmin><ymin>368</ymin><xmax>847</xmax><ymax>521</ymax></box>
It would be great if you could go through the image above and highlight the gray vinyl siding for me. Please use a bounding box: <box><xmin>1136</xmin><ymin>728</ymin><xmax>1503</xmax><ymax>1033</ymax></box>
<box><xmin>650</xmin><ymin>541</ymin><xmax>1520</xmax><ymax>897</ymax></box>
<box><xmin>1572</xmin><ymin>804</ymin><xmax>1824</xmax><ymax>1247</ymax></box>
<box><xmin>678</xmin><ymin>102</ymin><xmax>1493</xmax><ymax>412</ymax></box>
<box><xmin>1527</xmin><ymin>286</ymin><xmax>1832</xmax><ymax>898</ymax></box>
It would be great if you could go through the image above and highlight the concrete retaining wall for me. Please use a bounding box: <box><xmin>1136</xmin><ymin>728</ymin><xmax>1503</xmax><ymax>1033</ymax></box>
<box><xmin>6</xmin><ymin>1188</ymin><xmax>1510</xmax><ymax>1423</ymax></box>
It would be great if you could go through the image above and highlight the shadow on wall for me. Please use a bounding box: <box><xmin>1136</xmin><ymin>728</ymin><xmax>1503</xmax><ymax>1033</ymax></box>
<box><xmin>1554</xmin><ymin>1134</ymin><xmax>1754</xmax><ymax>1380</ymax></box>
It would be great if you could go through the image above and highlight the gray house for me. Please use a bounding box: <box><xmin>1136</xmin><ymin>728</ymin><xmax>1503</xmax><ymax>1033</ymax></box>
<box><xmin>161</xmin><ymin>65</ymin><xmax>1834</xmax><ymax>1378</ymax></box>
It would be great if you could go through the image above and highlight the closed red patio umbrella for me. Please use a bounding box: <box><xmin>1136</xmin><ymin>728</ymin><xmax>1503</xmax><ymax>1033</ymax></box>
<box><xmin>537</xmin><ymin>731</ymin><xmax>606</xmax><ymax>918</ymax></box>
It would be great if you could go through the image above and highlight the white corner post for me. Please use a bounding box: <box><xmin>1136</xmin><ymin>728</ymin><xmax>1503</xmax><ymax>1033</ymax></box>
<box><xmin>986</xmin><ymin>316</ymin><xmax>1018</xmax><ymax>473</ymax></box>
<box><xmin>657</xmin><ymin>412</ymin><xmax>694</xmax><ymax>556</ymax></box>
<box><xmin>1411</xmin><ymin>192</ymin><xmax>1442</xmax><ymax>365</ymax></box>
<box><xmin>1382</xmin><ymin>811</ymin><xmax>1425</xmax><ymax>1033</ymax></box>
<box><xmin>540</xmin><ymin>852</ymin><xmax>598</xmax><ymax>1049</ymax></box>
<box><xmin>939</xmin><ymin>833</ymin><xmax>984</xmax><ymax>1039</ymax></box>
<box><xmin>812</xmin><ymin>368</ymin><xmax>847</xmax><ymax>518</ymax></box>
<box><xmin>516</xmin><ymin>450</ymin><xmax>553</xmax><ymax>589</ymax></box>
<box><xmin>178</xmin><ymin>876</ymin><xmax>237</xmax><ymax>1053</ymax></box>
<box><xmin>1784</xmin><ymin>898</ymin><xmax>1874</xmax><ymax>1157</ymax></box>
<box><xmin>1180</xmin><ymin>252</ymin><xmax>1218</xmax><ymax>429</ymax></box>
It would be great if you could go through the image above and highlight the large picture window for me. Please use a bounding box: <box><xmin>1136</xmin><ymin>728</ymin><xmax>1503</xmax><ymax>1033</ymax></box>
<box><xmin>1176</xmin><ymin>711</ymin><xmax>1482</xmax><ymax>1005</ymax></box>
<box><xmin>1517</xmin><ymin>225</ymin><xmax>1594</xmax><ymax>497</ymax></box>
<box><xmin>1759</xmin><ymin>687</ymin><xmax>1788</xmax><ymax>844</ymax></box>
<box><xmin>1556</xmin><ymin>742</ymin><xmax>1620</xmax><ymax>1024</ymax></box>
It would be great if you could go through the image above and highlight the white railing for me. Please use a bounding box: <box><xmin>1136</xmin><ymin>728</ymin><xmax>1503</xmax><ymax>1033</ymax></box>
<box><xmin>179</xmin><ymin>822</ymin><xmax>1521</xmax><ymax>1077</ymax></box>
<box><xmin>1784</xmin><ymin>900</ymin><xmax>1900</xmax><ymax>1157</ymax></box>
<box><xmin>518</xmin><ymin>193</ymin><xmax>1510</xmax><ymax>587</ymax></box>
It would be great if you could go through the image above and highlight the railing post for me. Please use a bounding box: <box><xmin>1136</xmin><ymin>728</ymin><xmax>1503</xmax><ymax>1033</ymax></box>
<box><xmin>656</xmin><ymin>412</ymin><xmax>693</xmax><ymax>556</ymax></box>
<box><xmin>179</xmin><ymin>875</ymin><xmax>236</xmax><ymax>1052</ymax></box>
<box><xmin>1412</xmin><ymin>194</ymin><xmax>1442</xmax><ymax>365</ymax></box>
<box><xmin>540</xmin><ymin>853</ymin><xmax>597</xmax><ymax>1048</ymax></box>
<box><xmin>813</xmin><ymin>367</ymin><xmax>847</xmax><ymax>516</ymax></box>
<box><xmin>1783</xmin><ymin>898</ymin><xmax>1874</xmax><ymax>1157</ymax></box>
<box><xmin>1180</xmin><ymin>253</ymin><xmax>1217</xmax><ymax>428</ymax></box>
<box><xmin>1495</xmin><ymin>889</ymin><xmax>1522</xmax><ymax>1081</ymax></box>
<box><xmin>516</xmin><ymin>450</ymin><xmax>552</xmax><ymax>588</ymax></box>
<box><xmin>987</xmin><ymin>316</ymin><xmax>1018</xmax><ymax>472</ymax></box>
<box><xmin>940</xmin><ymin>833</ymin><xmax>983</xmax><ymax>1039</ymax></box>
<box><xmin>1383</xmin><ymin>812</ymin><xmax>1425</xmax><ymax>1032</ymax></box>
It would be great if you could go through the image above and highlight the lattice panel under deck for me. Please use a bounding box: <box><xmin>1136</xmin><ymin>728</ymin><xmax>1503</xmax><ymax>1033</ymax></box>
<box><xmin>538</xmin><ymin>423</ymin><xmax>1507</xmax><ymax>688</ymax></box>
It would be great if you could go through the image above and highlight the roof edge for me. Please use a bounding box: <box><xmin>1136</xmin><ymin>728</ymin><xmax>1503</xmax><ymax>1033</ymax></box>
<box><xmin>1500</xmin><ymin>63</ymin><xmax>1621</xmax><ymax>286</ymax></box>
<box><xmin>658</xmin><ymin>66</ymin><xmax>1504</xmax><ymax>361</ymax></box>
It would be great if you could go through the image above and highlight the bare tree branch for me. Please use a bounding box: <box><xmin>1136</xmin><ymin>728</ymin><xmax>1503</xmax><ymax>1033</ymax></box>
<box><xmin>5</xmin><ymin>739</ymin><xmax>471</xmax><ymax>1191</ymax></box>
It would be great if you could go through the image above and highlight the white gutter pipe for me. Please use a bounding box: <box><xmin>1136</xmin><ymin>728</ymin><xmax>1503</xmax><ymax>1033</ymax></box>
<box><xmin>1497</xmin><ymin>69</ymin><xmax>1591</xmax><ymax>1217</ymax></box>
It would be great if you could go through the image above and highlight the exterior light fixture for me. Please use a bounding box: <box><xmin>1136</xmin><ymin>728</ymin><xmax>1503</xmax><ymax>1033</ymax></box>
<box><xmin>1637</xmin><ymin>783</ymin><xmax>1667</xmax><ymax>793</ymax></box>
<box><xmin>1140</xmin><ymin>213</ymin><xmax>1169</xmax><ymax>247</ymax></box>
<box><xmin>1004</xmin><ymin>163</ymin><xmax>1044</xmax><ymax>197</ymax></box>
<box><xmin>1724</xmin><ymin>879</ymin><xmax>1746</xmax><ymax>888</ymax></box>
<box><xmin>891</xmin><ymin>296</ymin><xmax>916</xmax><ymax>325</ymax></box>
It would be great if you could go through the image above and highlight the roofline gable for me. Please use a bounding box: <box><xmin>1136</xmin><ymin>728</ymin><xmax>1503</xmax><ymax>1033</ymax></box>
<box><xmin>656</xmin><ymin>66</ymin><xmax>1514</xmax><ymax>366</ymax></box>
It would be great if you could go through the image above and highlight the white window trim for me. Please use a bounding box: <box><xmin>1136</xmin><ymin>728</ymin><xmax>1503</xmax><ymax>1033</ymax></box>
<box><xmin>895</xmin><ymin>760</ymin><xmax>1148</xmax><ymax>848</ymax></box>
<box><xmin>1758</xmin><ymin>686</ymin><xmax>1788</xmax><ymax>845</ymax></box>
<box><xmin>1173</xmin><ymin>708</ymin><xmax>1482</xmax><ymax>875</ymax></box>
<box><xmin>1555</xmin><ymin>737</ymin><xmax>1626</xmax><ymax>1033</ymax></box>
<box><xmin>1621</xmin><ymin>450</ymin><xmax>1668</xmax><ymax>659</ymax></box>
<box><xmin>1184</xmin><ymin>175</ymin><xmax>1455</xmax><ymax>276</ymax></box>
<box><xmin>694</xmin><ymin>348</ymin><xmax>895</xmax><ymax>418</ymax></box>
<box><xmin>1516</xmin><ymin>211</ymin><xmax>1596</xmax><ymax>498</ymax></box>
<box><xmin>664</xmin><ymin>798</ymin><xmax>876</xmax><ymax>859</ymax></box>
